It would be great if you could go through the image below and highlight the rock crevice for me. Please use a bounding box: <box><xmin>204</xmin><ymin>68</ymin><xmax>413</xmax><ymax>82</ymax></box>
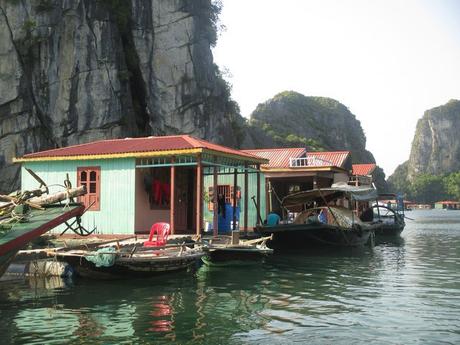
<box><xmin>0</xmin><ymin>0</ymin><xmax>238</xmax><ymax>192</ymax></box>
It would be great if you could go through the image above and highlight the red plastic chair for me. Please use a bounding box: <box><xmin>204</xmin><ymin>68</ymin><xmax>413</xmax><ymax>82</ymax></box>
<box><xmin>144</xmin><ymin>222</ymin><xmax>170</xmax><ymax>247</ymax></box>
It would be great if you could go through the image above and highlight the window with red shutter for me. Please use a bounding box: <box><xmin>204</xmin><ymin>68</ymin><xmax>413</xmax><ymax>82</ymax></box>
<box><xmin>77</xmin><ymin>167</ymin><xmax>101</xmax><ymax>211</ymax></box>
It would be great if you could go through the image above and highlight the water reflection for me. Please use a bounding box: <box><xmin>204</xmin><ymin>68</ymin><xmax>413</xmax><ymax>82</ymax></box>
<box><xmin>1</xmin><ymin>210</ymin><xmax>459</xmax><ymax>344</ymax></box>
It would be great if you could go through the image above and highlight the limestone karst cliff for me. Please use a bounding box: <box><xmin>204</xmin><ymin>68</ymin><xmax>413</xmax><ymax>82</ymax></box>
<box><xmin>241</xmin><ymin>91</ymin><xmax>388</xmax><ymax>191</ymax></box>
<box><xmin>0</xmin><ymin>0</ymin><xmax>241</xmax><ymax>192</ymax></box>
<box><xmin>243</xmin><ymin>91</ymin><xmax>375</xmax><ymax>162</ymax></box>
<box><xmin>407</xmin><ymin>99</ymin><xmax>460</xmax><ymax>179</ymax></box>
<box><xmin>388</xmin><ymin>99</ymin><xmax>460</xmax><ymax>192</ymax></box>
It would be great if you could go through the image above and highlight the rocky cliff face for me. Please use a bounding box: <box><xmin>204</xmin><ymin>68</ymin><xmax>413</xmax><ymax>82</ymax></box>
<box><xmin>0</xmin><ymin>0</ymin><xmax>241</xmax><ymax>192</ymax></box>
<box><xmin>243</xmin><ymin>91</ymin><xmax>376</xmax><ymax>163</ymax></box>
<box><xmin>388</xmin><ymin>99</ymin><xmax>460</xmax><ymax>190</ymax></box>
<box><xmin>406</xmin><ymin>99</ymin><xmax>460</xmax><ymax>180</ymax></box>
<box><xmin>241</xmin><ymin>91</ymin><xmax>388</xmax><ymax>191</ymax></box>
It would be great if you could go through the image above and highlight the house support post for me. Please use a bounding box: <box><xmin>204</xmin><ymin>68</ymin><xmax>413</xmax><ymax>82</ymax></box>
<box><xmin>256</xmin><ymin>164</ymin><xmax>261</xmax><ymax>226</ymax></box>
<box><xmin>243</xmin><ymin>163</ymin><xmax>248</xmax><ymax>232</ymax></box>
<box><xmin>196</xmin><ymin>155</ymin><xmax>203</xmax><ymax>236</ymax></box>
<box><xmin>213</xmin><ymin>166</ymin><xmax>218</xmax><ymax>237</ymax></box>
<box><xmin>232</xmin><ymin>168</ymin><xmax>238</xmax><ymax>231</ymax></box>
<box><xmin>170</xmin><ymin>157</ymin><xmax>176</xmax><ymax>235</ymax></box>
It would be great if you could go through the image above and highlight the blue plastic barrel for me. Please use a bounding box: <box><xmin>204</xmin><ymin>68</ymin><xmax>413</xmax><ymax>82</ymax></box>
<box><xmin>218</xmin><ymin>203</ymin><xmax>240</xmax><ymax>234</ymax></box>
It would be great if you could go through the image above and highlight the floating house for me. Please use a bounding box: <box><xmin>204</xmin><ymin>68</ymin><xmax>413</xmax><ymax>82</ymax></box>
<box><xmin>15</xmin><ymin>136</ymin><xmax>267</xmax><ymax>236</ymax></box>
<box><xmin>241</xmin><ymin>148</ymin><xmax>352</xmax><ymax>219</ymax></box>
<box><xmin>434</xmin><ymin>200</ymin><xmax>460</xmax><ymax>210</ymax></box>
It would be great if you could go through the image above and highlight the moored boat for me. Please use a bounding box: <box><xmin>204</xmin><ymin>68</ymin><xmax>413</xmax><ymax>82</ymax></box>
<box><xmin>201</xmin><ymin>235</ymin><xmax>273</xmax><ymax>266</ymax></box>
<box><xmin>258</xmin><ymin>183</ymin><xmax>380</xmax><ymax>249</ymax></box>
<box><xmin>0</xmin><ymin>204</ymin><xmax>85</xmax><ymax>278</ymax></box>
<box><xmin>372</xmin><ymin>206</ymin><xmax>405</xmax><ymax>236</ymax></box>
<box><xmin>52</xmin><ymin>241</ymin><xmax>204</xmax><ymax>279</ymax></box>
<box><xmin>372</xmin><ymin>193</ymin><xmax>406</xmax><ymax>236</ymax></box>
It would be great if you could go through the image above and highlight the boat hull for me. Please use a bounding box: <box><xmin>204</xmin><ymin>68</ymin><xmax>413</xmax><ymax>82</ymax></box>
<box><xmin>0</xmin><ymin>204</ymin><xmax>85</xmax><ymax>279</ymax></box>
<box><xmin>0</xmin><ymin>250</ymin><xmax>17</xmax><ymax>278</ymax></box>
<box><xmin>374</xmin><ymin>222</ymin><xmax>405</xmax><ymax>236</ymax></box>
<box><xmin>60</xmin><ymin>251</ymin><xmax>203</xmax><ymax>279</ymax></box>
<box><xmin>202</xmin><ymin>247</ymin><xmax>273</xmax><ymax>264</ymax></box>
<box><xmin>259</xmin><ymin>223</ymin><xmax>373</xmax><ymax>250</ymax></box>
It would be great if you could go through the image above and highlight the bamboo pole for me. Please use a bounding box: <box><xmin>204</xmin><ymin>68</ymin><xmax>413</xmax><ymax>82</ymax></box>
<box><xmin>28</xmin><ymin>186</ymin><xmax>86</xmax><ymax>205</ymax></box>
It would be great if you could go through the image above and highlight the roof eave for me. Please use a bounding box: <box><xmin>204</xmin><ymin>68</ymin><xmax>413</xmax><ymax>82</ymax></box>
<box><xmin>13</xmin><ymin>148</ymin><xmax>204</xmax><ymax>163</ymax></box>
<box><xmin>261</xmin><ymin>166</ymin><xmax>348</xmax><ymax>173</ymax></box>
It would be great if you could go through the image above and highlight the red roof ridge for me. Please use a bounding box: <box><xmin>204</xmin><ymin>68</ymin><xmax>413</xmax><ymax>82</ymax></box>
<box><xmin>182</xmin><ymin>135</ymin><xmax>208</xmax><ymax>148</ymax></box>
<box><xmin>243</xmin><ymin>147</ymin><xmax>306</xmax><ymax>152</ymax></box>
<box><xmin>307</xmin><ymin>150</ymin><xmax>350</xmax><ymax>154</ymax></box>
<box><xmin>23</xmin><ymin>138</ymin><xmax>107</xmax><ymax>157</ymax></box>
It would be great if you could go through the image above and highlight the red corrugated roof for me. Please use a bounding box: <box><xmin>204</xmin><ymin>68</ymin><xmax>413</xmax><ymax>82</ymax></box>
<box><xmin>435</xmin><ymin>200</ymin><xmax>460</xmax><ymax>205</ymax></box>
<box><xmin>305</xmin><ymin>151</ymin><xmax>350</xmax><ymax>168</ymax></box>
<box><xmin>242</xmin><ymin>148</ymin><xmax>306</xmax><ymax>168</ymax></box>
<box><xmin>242</xmin><ymin>148</ymin><xmax>350</xmax><ymax>169</ymax></box>
<box><xmin>19</xmin><ymin>135</ymin><xmax>263</xmax><ymax>162</ymax></box>
<box><xmin>352</xmin><ymin>164</ymin><xmax>376</xmax><ymax>176</ymax></box>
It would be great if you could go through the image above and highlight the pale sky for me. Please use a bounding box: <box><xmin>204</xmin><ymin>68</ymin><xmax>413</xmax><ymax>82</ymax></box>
<box><xmin>212</xmin><ymin>0</ymin><xmax>460</xmax><ymax>176</ymax></box>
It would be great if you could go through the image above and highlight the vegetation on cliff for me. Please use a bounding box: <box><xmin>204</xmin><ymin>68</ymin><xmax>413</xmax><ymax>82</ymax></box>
<box><xmin>245</xmin><ymin>91</ymin><xmax>375</xmax><ymax>163</ymax></box>
<box><xmin>388</xmin><ymin>171</ymin><xmax>460</xmax><ymax>203</ymax></box>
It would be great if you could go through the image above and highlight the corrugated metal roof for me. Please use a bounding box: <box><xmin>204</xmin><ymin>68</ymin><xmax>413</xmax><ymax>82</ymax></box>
<box><xmin>18</xmin><ymin>135</ymin><xmax>264</xmax><ymax>162</ymax></box>
<box><xmin>352</xmin><ymin>164</ymin><xmax>376</xmax><ymax>176</ymax></box>
<box><xmin>304</xmin><ymin>151</ymin><xmax>350</xmax><ymax>168</ymax></box>
<box><xmin>242</xmin><ymin>148</ymin><xmax>350</xmax><ymax>169</ymax></box>
<box><xmin>242</xmin><ymin>148</ymin><xmax>306</xmax><ymax>168</ymax></box>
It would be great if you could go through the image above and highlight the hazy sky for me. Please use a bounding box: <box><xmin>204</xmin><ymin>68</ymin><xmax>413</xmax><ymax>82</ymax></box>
<box><xmin>212</xmin><ymin>0</ymin><xmax>460</xmax><ymax>176</ymax></box>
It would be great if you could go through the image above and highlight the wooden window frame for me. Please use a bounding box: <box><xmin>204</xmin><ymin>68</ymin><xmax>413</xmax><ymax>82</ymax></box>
<box><xmin>208</xmin><ymin>184</ymin><xmax>240</xmax><ymax>211</ymax></box>
<box><xmin>77</xmin><ymin>166</ymin><xmax>101</xmax><ymax>211</ymax></box>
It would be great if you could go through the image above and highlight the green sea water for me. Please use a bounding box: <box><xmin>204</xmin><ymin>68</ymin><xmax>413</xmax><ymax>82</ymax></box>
<box><xmin>1</xmin><ymin>210</ymin><xmax>459</xmax><ymax>344</ymax></box>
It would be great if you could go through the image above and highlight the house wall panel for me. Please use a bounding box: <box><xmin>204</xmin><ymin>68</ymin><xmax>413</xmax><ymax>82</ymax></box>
<box><xmin>21</xmin><ymin>159</ymin><xmax>136</xmax><ymax>235</ymax></box>
<box><xmin>203</xmin><ymin>171</ymin><xmax>266</xmax><ymax>229</ymax></box>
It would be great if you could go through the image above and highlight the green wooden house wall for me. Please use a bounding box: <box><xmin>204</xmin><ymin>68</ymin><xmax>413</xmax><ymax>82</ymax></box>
<box><xmin>21</xmin><ymin>158</ymin><xmax>136</xmax><ymax>235</ymax></box>
<box><xmin>203</xmin><ymin>170</ymin><xmax>266</xmax><ymax>229</ymax></box>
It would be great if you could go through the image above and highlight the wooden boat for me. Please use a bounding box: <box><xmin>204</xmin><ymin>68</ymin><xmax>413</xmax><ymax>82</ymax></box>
<box><xmin>0</xmin><ymin>204</ymin><xmax>85</xmax><ymax>278</ymax></box>
<box><xmin>52</xmin><ymin>241</ymin><xmax>204</xmax><ymax>279</ymax></box>
<box><xmin>201</xmin><ymin>235</ymin><xmax>273</xmax><ymax>266</ymax></box>
<box><xmin>372</xmin><ymin>205</ymin><xmax>405</xmax><ymax>236</ymax></box>
<box><xmin>372</xmin><ymin>193</ymin><xmax>406</xmax><ymax>236</ymax></box>
<box><xmin>1</xmin><ymin>169</ymin><xmax>89</xmax><ymax>279</ymax></box>
<box><xmin>258</xmin><ymin>184</ymin><xmax>380</xmax><ymax>249</ymax></box>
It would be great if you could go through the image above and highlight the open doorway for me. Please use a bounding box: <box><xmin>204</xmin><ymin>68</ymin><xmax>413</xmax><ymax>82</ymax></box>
<box><xmin>134</xmin><ymin>167</ymin><xmax>196</xmax><ymax>234</ymax></box>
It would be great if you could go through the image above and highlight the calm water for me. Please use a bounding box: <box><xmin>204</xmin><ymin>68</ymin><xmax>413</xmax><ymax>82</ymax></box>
<box><xmin>1</xmin><ymin>210</ymin><xmax>459</xmax><ymax>345</ymax></box>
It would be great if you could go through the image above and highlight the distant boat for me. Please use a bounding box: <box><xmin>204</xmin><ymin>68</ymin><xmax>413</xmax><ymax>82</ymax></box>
<box><xmin>258</xmin><ymin>184</ymin><xmax>379</xmax><ymax>249</ymax></box>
